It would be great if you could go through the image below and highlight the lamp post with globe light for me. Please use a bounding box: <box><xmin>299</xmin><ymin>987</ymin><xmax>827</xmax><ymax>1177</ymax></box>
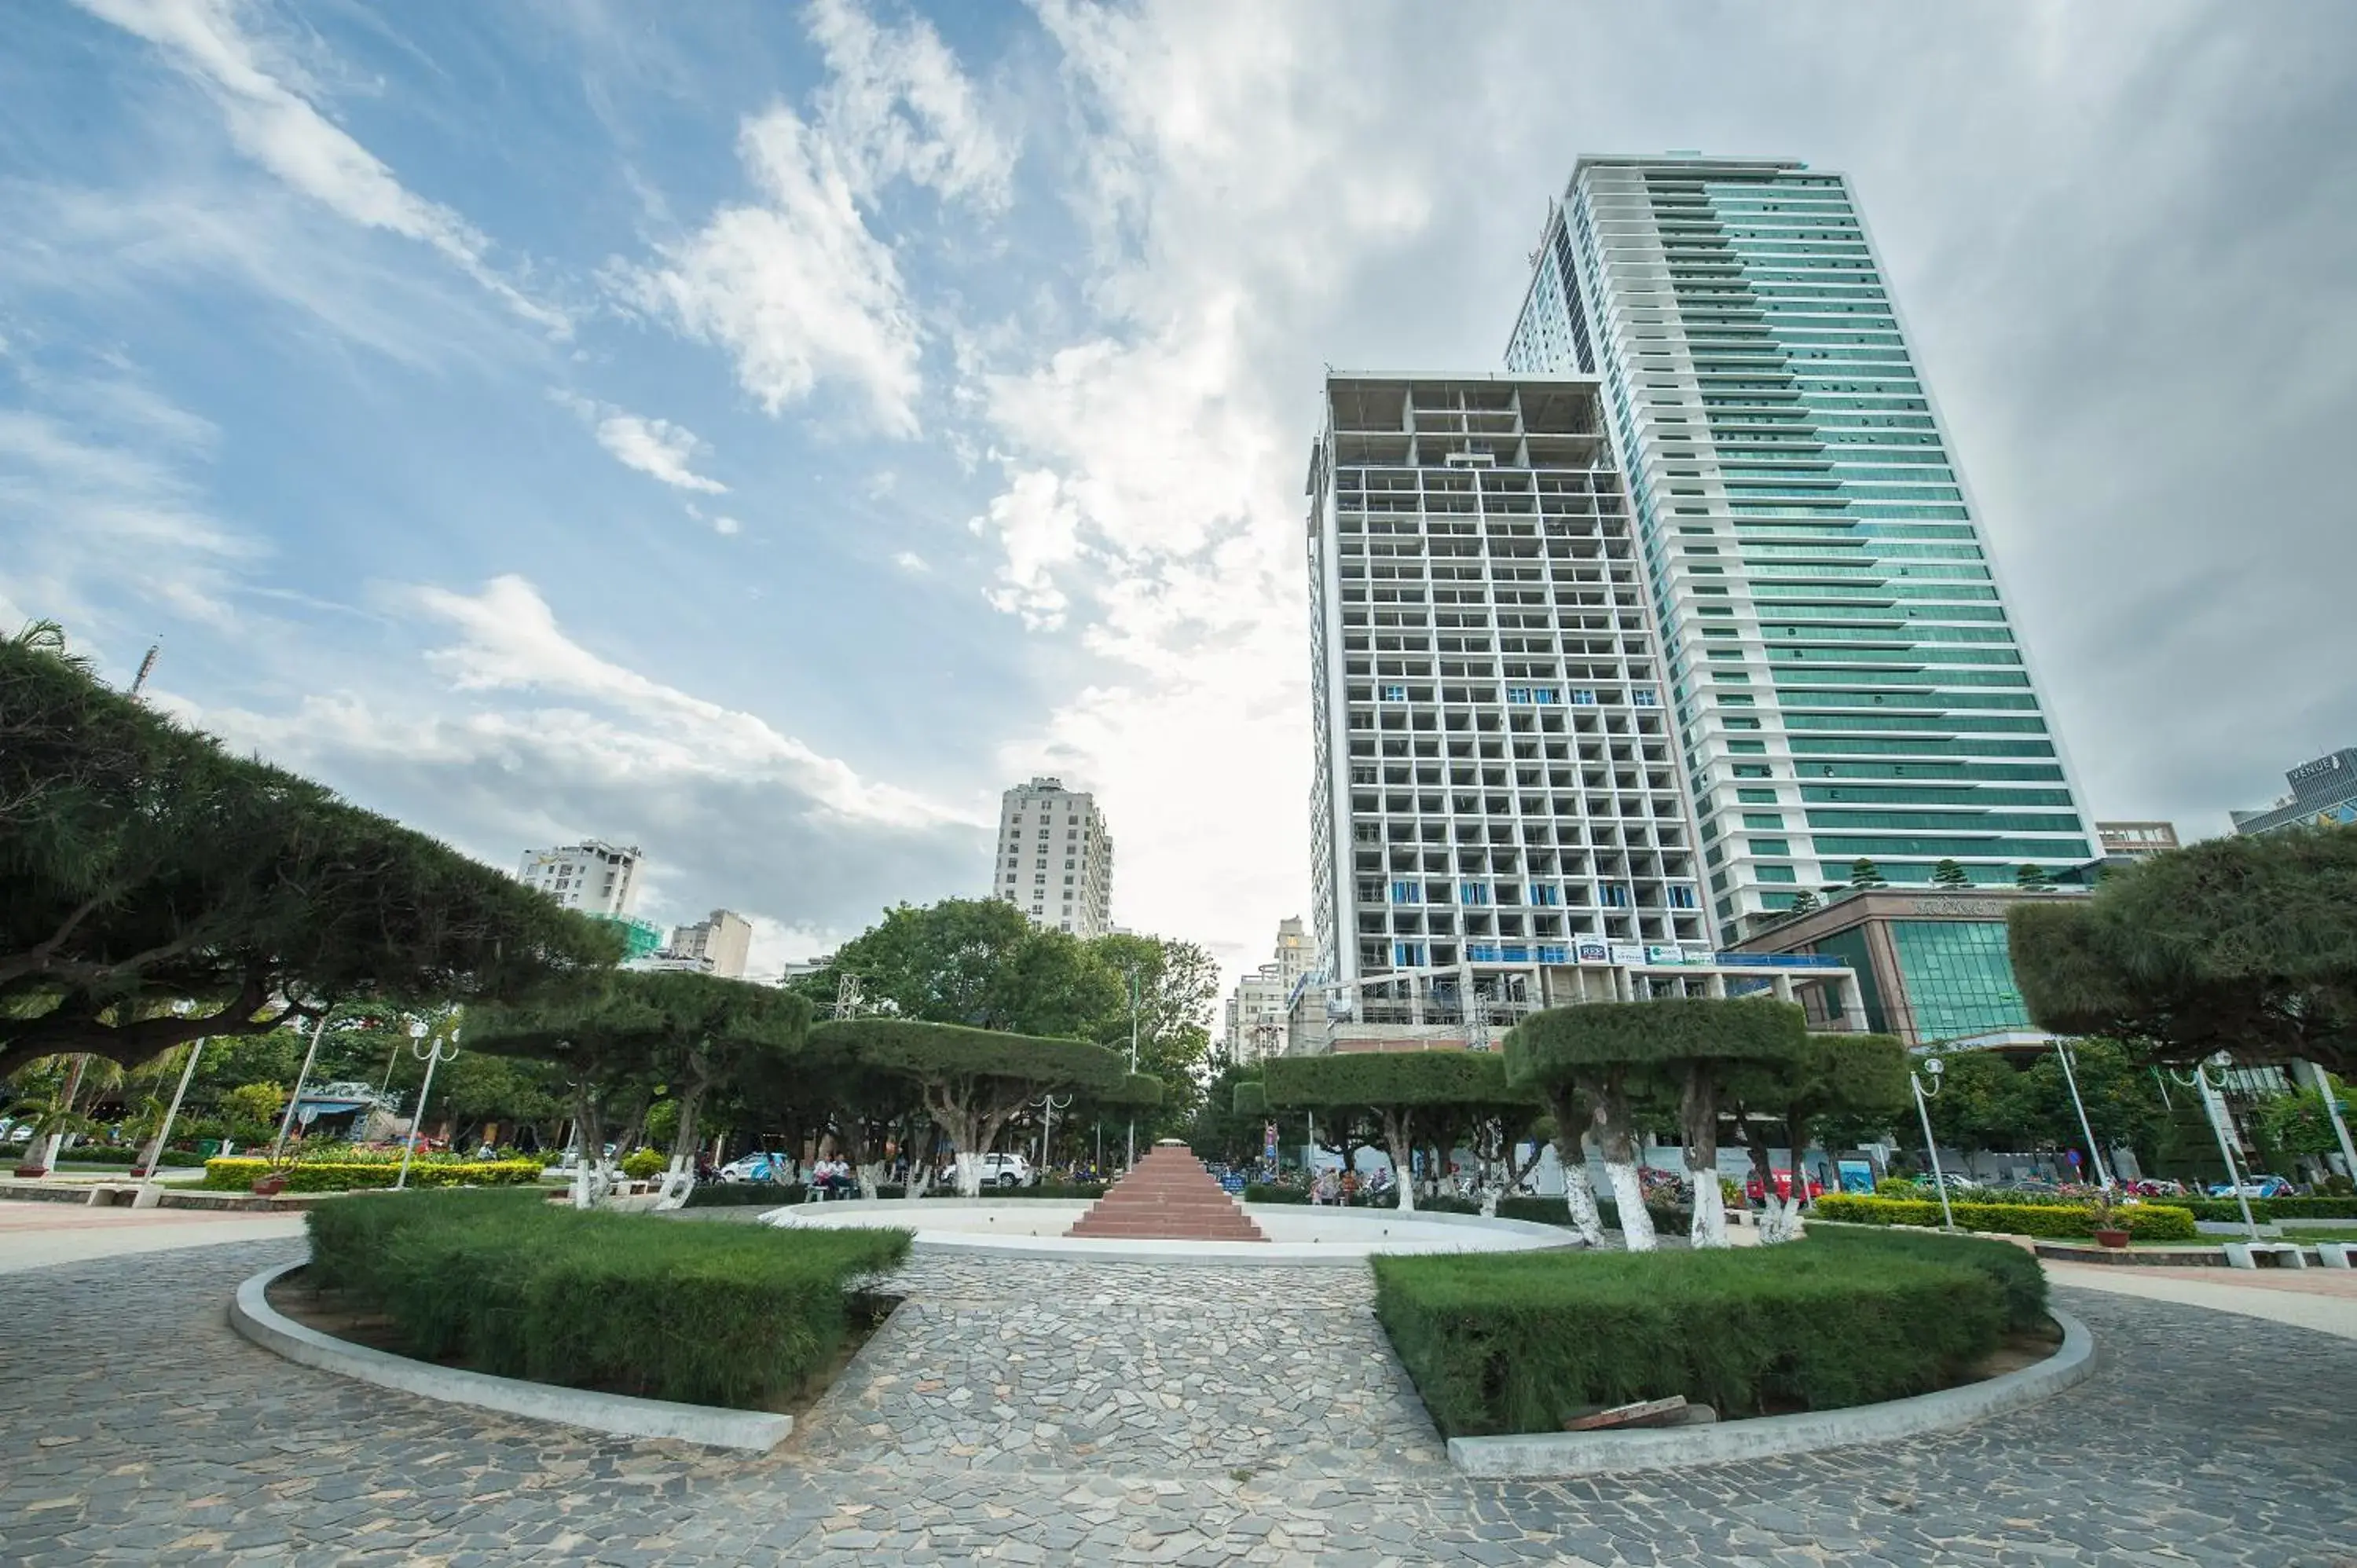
<box><xmin>1910</xmin><ymin>1053</ymin><xmax>1956</xmax><ymax>1232</ymax></box>
<box><xmin>2169</xmin><ymin>1054</ymin><xmax>2263</xmax><ymax>1243</ymax></box>
<box><xmin>394</xmin><ymin>1018</ymin><xmax>461</xmax><ymax>1192</ymax></box>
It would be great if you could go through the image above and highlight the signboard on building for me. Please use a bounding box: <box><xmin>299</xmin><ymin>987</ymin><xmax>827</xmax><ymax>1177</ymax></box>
<box><xmin>1574</xmin><ymin>940</ymin><xmax>1610</xmax><ymax>965</ymax></box>
<box><xmin>1644</xmin><ymin>944</ymin><xmax>1684</xmax><ymax>966</ymax></box>
<box><xmin>1609</xmin><ymin>944</ymin><xmax>1647</xmax><ymax>966</ymax></box>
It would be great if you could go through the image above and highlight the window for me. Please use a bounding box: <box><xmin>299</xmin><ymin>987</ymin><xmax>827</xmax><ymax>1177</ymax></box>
<box><xmin>1741</xmin><ymin>812</ymin><xmax>1785</xmax><ymax>830</ymax></box>
<box><xmin>1383</xmin><ymin>684</ymin><xmax>1408</xmax><ymax>702</ymax></box>
<box><xmin>1391</xmin><ymin>880</ymin><xmax>1420</xmax><ymax>903</ymax></box>
<box><xmin>1750</xmin><ymin>837</ymin><xmax>1791</xmax><ymax>855</ymax></box>
<box><xmin>1571</xmin><ymin>689</ymin><xmax>1599</xmax><ymax>705</ymax></box>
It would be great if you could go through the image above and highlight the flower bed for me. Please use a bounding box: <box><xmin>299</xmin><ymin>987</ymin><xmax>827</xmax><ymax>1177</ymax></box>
<box><xmin>1811</xmin><ymin>1193</ymin><xmax>2197</xmax><ymax>1241</ymax></box>
<box><xmin>201</xmin><ymin>1156</ymin><xmax>546</xmax><ymax>1192</ymax></box>
<box><xmin>304</xmin><ymin>1189</ymin><xmax>909</xmax><ymax>1408</ymax></box>
<box><xmin>1373</xmin><ymin>1237</ymin><xmax>2014</xmax><ymax>1438</ymax></box>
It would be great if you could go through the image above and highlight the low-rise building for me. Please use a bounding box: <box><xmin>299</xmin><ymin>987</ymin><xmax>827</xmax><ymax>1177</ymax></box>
<box><xmin>668</xmin><ymin>909</ymin><xmax>753</xmax><ymax>980</ymax></box>
<box><xmin>519</xmin><ymin>840</ymin><xmax>643</xmax><ymax>917</ymax></box>
<box><xmin>2231</xmin><ymin>748</ymin><xmax>2357</xmax><ymax>837</ymax></box>
<box><xmin>2095</xmin><ymin>821</ymin><xmax>2179</xmax><ymax>864</ymax></box>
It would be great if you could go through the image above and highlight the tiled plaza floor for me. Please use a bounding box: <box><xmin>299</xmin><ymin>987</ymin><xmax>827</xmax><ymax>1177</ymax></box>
<box><xmin>1</xmin><ymin>1238</ymin><xmax>2352</xmax><ymax>1565</ymax></box>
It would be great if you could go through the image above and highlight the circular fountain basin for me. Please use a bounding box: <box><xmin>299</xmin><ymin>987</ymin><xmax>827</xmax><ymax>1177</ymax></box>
<box><xmin>758</xmin><ymin>1196</ymin><xmax>1579</xmax><ymax>1266</ymax></box>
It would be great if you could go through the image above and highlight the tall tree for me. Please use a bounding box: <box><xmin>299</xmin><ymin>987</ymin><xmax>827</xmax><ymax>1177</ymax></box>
<box><xmin>2010</xmin><ymin>829</ymin><xmax>2357</xmax><ymax>1075</ymax></box>
<box><xmin>0</xmin><ymin>628</ymin><xmax>623</xmax><ymax>1079</ymax></box>
<box><xmin>1260</xmin><ymin>1051</ymin><xmax>1538</xmax><ymax>1215</ymax></box>
<box><xmin>1724</xmin><ymin>1032</ymin><xmax>1908</xmax><ymax>1242</ymax></box>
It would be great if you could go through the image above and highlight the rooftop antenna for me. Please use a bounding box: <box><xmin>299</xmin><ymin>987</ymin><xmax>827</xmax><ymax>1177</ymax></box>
<box><xmin>127</xmin><ymin>641</ymin><xmax>161</xmax><ymax>698</ymax></box>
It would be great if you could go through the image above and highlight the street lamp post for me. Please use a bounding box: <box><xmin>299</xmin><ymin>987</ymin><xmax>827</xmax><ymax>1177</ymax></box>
<box><xmin>2053</xmin><ymin>1040</ymin><xmax>2113</xmax><ymax>1190</ymax></box>
<box><xmin>134</xmin><ymin>1038</ymin><xmax>207</xmax><ymax>1201</ymax></box>
<box><xmin>1125</xmin><ymin>965</ymin><xmax>1141</xmax><ymax>1172</ymax></box>
<box><xmin>1034</xmin><ymin>1092</ymin><xmax>1072</xmax><ymax>1176</ymax></box>
<box><xmin>2172</xmin><ymin>1056</ymin><xmax>2263</xmax><ymax>1242</ymax></box>
<box><xmin>270</xmin><ymin>1013</ymin><xmax>333</xmax><ymax>1165</ymax></box>
<box><xmin>1910</xmin><ymin>1054</ymin><xmax>1956</xmax><ymax>1231</ymax></box>
<box><xmin>394</xmin><ymin>1020</ymin><xmax>461</xmax><ymax>1192</ymax></box>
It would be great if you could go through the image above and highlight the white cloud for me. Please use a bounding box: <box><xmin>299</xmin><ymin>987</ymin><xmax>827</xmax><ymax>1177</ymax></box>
<box><xmin>594</xmin><ymin>412</ymin><xmax>728</xmax><ymax>493</ymax></box>
<box><xmin>712</xmin><ymin>514</ymin><xmax>744</xmax><ymax>536</ymax></box>
<box><xmin>621</xmin><ymin>106</ymin><xmax>923</xmax><ymax>434</ymax></box>
<box><xmin>891</xmin><ymin>548</ymin><xmax>928</xmax><ymax>573</ymax></box>
<box><xmin>409</xmin><ymin>573</ymin><xmax>977</xmax><ymax>831</ymax></box>
<box><xmin>805</xmin><ymin>0</ymin><xmax>1017</xmax><ymax>209</ymax></box>
<box><xmin>72</xmin><ymin>0</ymin><xmax>566</xmax><ymax>335</ymax></box>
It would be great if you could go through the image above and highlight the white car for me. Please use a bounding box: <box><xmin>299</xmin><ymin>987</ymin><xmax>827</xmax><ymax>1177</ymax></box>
<box><xmin>974</xmin><ymin>1152</ymin><xmax>1035</xmax><ymax>1189</ymax></box>
<box><xmin>718</xmin><ymin>1152</ymin><xmax>795</xmax><ymax>1184</ymax></box>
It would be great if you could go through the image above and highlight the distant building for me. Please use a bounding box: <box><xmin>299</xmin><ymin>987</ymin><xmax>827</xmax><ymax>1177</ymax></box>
<box><xmin>2231</xmin><ymin>748</ymin><xmax>2357</xmax><ymax>837</ymax></box>
<box><xmin>596</xmin><ymin>915</ymin><xmax>665</xmax><ymax>961</ymax></box>
<box><xmin>777</xmin><ymin>955</ymin><xmax>833</xmax><ymax>983</ymax></box>
<box><xmin>992</xmin><ymin>777</ymin><xmax>1115</xmax><ymax>937</ymax></box>
<box><xmin>668</xmin><ymin>909</ymin><xmax>753</xmax><ymax>980</ymax></box>
<box><xmin>2095</xmin><ymin>821</ymin><xmax>2179</xmax><ymax>867</ymax></box>
<box><xmin>1226</xmin><ymin>917</ymin><xmax>1318</xmax><ymax>1064</ymax></box>
<box><xmin>519</xmin><ymin>840</ymin><xmax>643</xmax><ymax>918</ymax></box>
<box><xmin>1730</xmin><ymin>884</ymin><xmax>2085</xmax><ymax>1049</ymax></box>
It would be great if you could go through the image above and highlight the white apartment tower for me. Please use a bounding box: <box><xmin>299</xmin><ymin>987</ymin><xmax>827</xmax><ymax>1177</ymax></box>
<box><xmin>518</xmin><ymin>840</ymin><xmax>643</xmax><ymax>918</ymax></box>
<box><xmin>992</xmin><ymin>778</ymin><xmax>1114</xmax><ymax>937</ymax></box>
<box><xmin>668</xmin><ymin>909</ymin><xmax>754</xmax><ymax>980</ymax></box>
<box><xmin>1307</xmin><ymin>374</ymin><xmax>1707</xmax><ymax>1025</ymax></box>
<box><xmin>1223</xmin><ymin>916</ymin><xmax>1314</xmax><ymax>1064</ymax></box>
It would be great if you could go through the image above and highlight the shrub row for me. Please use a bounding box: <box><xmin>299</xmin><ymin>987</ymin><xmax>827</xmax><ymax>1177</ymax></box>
<box><xmin>305</xmin><ymin>1190</ymin><xmax>911</xmax><ymax>1407</ymax></box>
<box><xmin>1812</xmin><ymin>1193</ymin><xmax>2197</xmax><ymax>1241</ymax></box>
<box><xmin>1373</xmin><ymin>1237</ymin><xmax>2010</xmax><ymax>1438</ymax></box>
<box><xmin>203</xmin><ymin>1157</ymin><xmax>546</xmax><ymax>1192</ymax></box>
<box><xmin>1802</xmin><ymin>1224</ymin><xmax>2049</xmax><ymax>1334</ymax></box>
<box><xmin>1</xmin><ymin>1145</ymin><xmax>206</xmax><ymax>1167</ymax></box>
<box><xmin>684</xmin><ymin>1182</ymin><xmax>808</xmax><ymax>1207</ymax></box>
<box><xmin>2145</xmin><ymin>1196</ymin><xmax>2357</xmax><ymax>1222</ymax></box>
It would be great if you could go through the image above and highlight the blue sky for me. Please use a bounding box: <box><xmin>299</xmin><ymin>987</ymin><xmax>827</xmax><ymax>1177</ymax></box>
<box><xmin>5</xmin><ymin>1</ymin><xmax>2355</xmax><ymax>984</ymax></box>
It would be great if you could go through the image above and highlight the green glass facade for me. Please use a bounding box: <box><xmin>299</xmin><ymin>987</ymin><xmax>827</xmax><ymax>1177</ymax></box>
<box><xmin>1508</xmin><ymin>156</ymin><xmax>2094</xmax><ymax>942</ymax></box>
<box><xmin>1887</xmin><ymin>920</ymin><xmax>2030</xmax><ymax>1042</ymax></box>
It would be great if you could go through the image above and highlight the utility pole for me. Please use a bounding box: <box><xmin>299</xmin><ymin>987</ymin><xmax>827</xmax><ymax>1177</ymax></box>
<box><xmin>1125</xmin><ymin>964</ymin><xmax>1141</xmax><ymax>1171</ymax></box>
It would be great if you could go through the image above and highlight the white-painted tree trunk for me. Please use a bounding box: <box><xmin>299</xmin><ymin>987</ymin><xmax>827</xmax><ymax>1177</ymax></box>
<box><xmin>652</xmin><ymin>1156</ymin><xmax>696</xmax><ymax>1211</ymax></box>
<box><xmin>1689</xmin><ymin>1171</ymin><xmax>1729</xmax><ymax>1248</ymax></box>
<box><xmin>1380</xmin><ymin>1114</ymin><xmax>1417</xmax><ymax>1213</ymax></box>
<box><xmin>1561</xmin><ymin>1165</ymin><xmax>1607</xmax><ymax>1247</ymax></box>
<box><xmin>955</xmin><ymin>1149</ymin><xmax>982</xmax><ymax>1198</ymax></box>
<box><xmin>904</xmin><ymin>1160</ymin><xmax>931</xmax><ymax>1201</ymax></box>
<box><xmin>25</xmin><ymin>1133</ymin><xmax>60</xmax><ymax>1174</ymax></box>
<box><xmin>857</xmin><ymin>1160</ymin><xmax>885</xmax><ymax>1201</ymax></box>
<box><xmin>1604</xmin><ymin>1161</ymin><xmax>1655</xmax><ymax>1251</ymax></box>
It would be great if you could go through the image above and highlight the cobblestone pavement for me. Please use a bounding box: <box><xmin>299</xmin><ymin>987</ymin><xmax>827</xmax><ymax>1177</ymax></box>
<box><xmin>2</xmin><ymin>1238</ymin><xmax>2354</xmax><ymax>1566</ymax></box>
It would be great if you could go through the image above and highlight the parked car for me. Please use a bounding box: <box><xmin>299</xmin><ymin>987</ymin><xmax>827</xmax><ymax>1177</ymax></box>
<box><xmin>1918</xmin><ymin>1172</ymin><xmax>1982</xmax><ymax>1192</ymax></box>
<box><xmin>2209</xmin><ymin>1175</ymin><xmax>2297</xmax><ymax>1200</ymax></box>
<box><xmin>974</xmin><ymin>1152</ymin><xmax>1035</xmax><ymax>1189</ymax></box>
<box><xmin>555</xmin><ymin>1143</ymin><xmax>620</xmax><ymax>1172</ymax></box>
<box><xmin>718</xmin><ymin>1152</ymin><xmax>795</xmax><ymax>1185</ymax></box>
<box><xmin>1743</xmin><ymin>1170</ymin><xmax>1824</xmax><ymax>1203</ymax></box>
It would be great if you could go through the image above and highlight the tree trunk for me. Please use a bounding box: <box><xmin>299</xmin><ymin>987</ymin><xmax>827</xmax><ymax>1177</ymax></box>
<box><xmin>1775</xmin><ymin>1111</ymin><xmax>1813</xmax><ymax>1243</ymax></box>
<box><xmin>1541</xmin><ymin>1085</ymin><xmax>1608</xmax><ymax>1247</ymax></box>
<box><xmin>654</xmin><ymin>1084</ymin><xmax>708</xmax><ymax>1211</ymax></box>
<box><xmin>1380</xmin><ymin>1108</ymin><xmax>1417</xmax><ymax>1213</ymax></box>
<box><xmin>1681</xmin><ymin>1062</ymin><xmax>1729</xmax><ymax>1248</ymax></box>
<box><xmin>1585</xmin><ymin>1071</ymin><xmax>1655</xmax><ymax>1251</ymax></box>
<box><xmin>569</xmin><ymin>1086</ymin><xmax>609</xmax><ymax>1211</ymax></box>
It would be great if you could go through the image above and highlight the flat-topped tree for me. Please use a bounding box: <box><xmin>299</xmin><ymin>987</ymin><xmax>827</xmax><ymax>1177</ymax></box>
<box><xmin>1506</xmin><ymin>1009</ymin><xmax>1666</xmax><ymax>1251</ymax></box>
<box><xmin>2011</xmin><ymin>830</ymin><xmax>2357</xmax><ymax>1076</ymax></box>
<box><xmin>1723</xmin><ymin>1031</ymin><xmax>1908</xmax><ymax>1244</ymax></box>
<box><xmin>1260</xmin><ymin>1050</ymin><xmax>1530</xmax><ymax>1214</ymax></box>
<box><xmin>0</xmin><ymin>628</ymin><xmax>623</xmax><ymax>1079</ymax></box>
<box><xmin>468</xmin><ymin>970</ymin><xmax>805</xmax><ymax>1207</ymax></box>
<box><xmin>814</xmin><ymin>1018</ymin><xmax>1151</xmax><ymax>1196</ymax></box>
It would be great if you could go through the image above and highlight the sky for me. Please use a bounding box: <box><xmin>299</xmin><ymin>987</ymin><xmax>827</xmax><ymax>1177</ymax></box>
<box><xmin>5</xmin><ymin>1</ymin><xmax>2355</xmax><ymax>988</ymax></box>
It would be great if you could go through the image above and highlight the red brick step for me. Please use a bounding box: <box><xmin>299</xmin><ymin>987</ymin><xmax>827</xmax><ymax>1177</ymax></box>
<box><xmin>1064</xmin><ymin>1140</ymin><xmax>1266</xmax><ymax>1243</ymax></box>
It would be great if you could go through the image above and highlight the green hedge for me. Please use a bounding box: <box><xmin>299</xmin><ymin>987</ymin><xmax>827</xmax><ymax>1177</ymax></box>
<box><xmin>684</xmin><ymin>1182</ymin><xmax>807</xmax><ymax>1207</ymax></box>
<box><xmin>2144</xmin><ymin>1196</ymin><xmax>2357</xmax><ymax>1222</ymax></box>
<box><xmin>0</xmin><ymin>1145</ymin><xmax>206</xmax><ymax>1167</ymax></box>
<box><xmin>1373</xmin><ymin>1241</ymin><xmax>2007</xmax><ymax>1437</ymax></box>
<box><xmin>203</xmin><ymin>1157</ymin><xmax>546</xmax><ymax>1192</ymax></box>
<box><xmin>1242</xmin><ymin>1185</ymin><xmax>1646</xmax><ymax>1230</ymax></box>
<box><xmin>1802</xmin><ymin>1224</ymin><xmax>2048</xmax><ymax>1333</ymax></box>
<box><xmin>305</xmin><ymin>1190</ymin><xmax>910</xmax><ymax>1408</ymax></box>
<box><xmin>1812</xmin><ymin>1193</ymin><xmax>2197</xmax><ymax>1241</ymax></box>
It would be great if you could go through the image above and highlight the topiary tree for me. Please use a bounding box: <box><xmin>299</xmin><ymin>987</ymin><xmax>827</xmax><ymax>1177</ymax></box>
<box><xmin>2015</xmin><ymin>863</ymin><xmax>2052</xmax><ymax>892</ymax></box>
<box><xmin>1849</xmin><ymin>858</ymin><xmax>1886</xmax><ymax>890</ymax></box>
<box><xmin>813</xmin><ymin>1018</ymin><xmax>1150</xmax><ymax>1196</ymax></box>
<box><xmin>1503</xmin><ymin>1013</ymin><xmax>1657</xmax><ymax>1248</ymax></box>
<box><xmin>1723</xmin><ymin>1032</ymin><xmax>1908</xmax><ymax>1243</ymax></box>
<box><xmin>1260</xmin><ymin>1050</ymin><xmax>1533</xmax><ymax>1214</ymax></box>
<box><xmin>2009</xmin><ymin>830</ymin><xmax>2357</xmax><ymax>1076</ymax></box>
<box><xmin>1931</xmin><ymin>859</ymin><xmax>1971</xmax><ymax>888</ymax></box>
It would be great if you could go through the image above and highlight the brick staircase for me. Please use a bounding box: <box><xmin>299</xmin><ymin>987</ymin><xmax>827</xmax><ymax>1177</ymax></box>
<box><xmin>1065</xmin><ymin>1141</ymin><xmax>1267</xmax><ymax>1242</ymax></box>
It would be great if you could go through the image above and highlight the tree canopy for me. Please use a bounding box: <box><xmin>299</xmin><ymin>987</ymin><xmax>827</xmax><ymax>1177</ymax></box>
<box><xmin>0</xmin><ymin>628</ymin><xmax>623</xmax><ymax>1079</ymax></box>
<box><xmin>2009</xmin><ymin>829</ymin><xmax>2357</xmax><ymax>1074</ymax></box>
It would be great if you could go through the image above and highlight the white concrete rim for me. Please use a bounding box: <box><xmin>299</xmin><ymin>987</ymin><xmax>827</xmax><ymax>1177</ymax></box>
<box><xmin>757</xmin><ymin>1197</ymin><xmax>1585</xmax><ymax>1268</ymax></box>
<box><xmin>229</xmin><ymin>1260</ymin><xmax>793</xmax><ymax>1453</ymax></box>
<box><xmin>1447</xmin><ymin>1308</ymin><xmax>2095</xmax><ymax>1478</ymax></box>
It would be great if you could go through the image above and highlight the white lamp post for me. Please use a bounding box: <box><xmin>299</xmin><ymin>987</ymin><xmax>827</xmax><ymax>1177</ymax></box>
<box><xmin>1910</xmin><ymin>1054</ymin><xmax>1956</xmax><ymax>1231</ymax></box>
<box><xmin>1034</xmin><ymin>1092</ymin><xmax>1072</xmax><ymax>1176</ymax></box>
<box><xmin>2053</xmin><ymin>1040</ymin><xmax>2113</xmax><ymax>1190</ymax></box>
<box><xmin>270</xmin><ymin>1013</ymin><xmax>333</xmax><ymax>1164</ymax></box>
<box><xmin>1124</xmin><ymin>965</ymin><xmax>1141</xmax><ymax>1171</ymax></box>
<box><xmin>134</xmin><ymin>1037</ymin><xmax>207</xmax><ymax>1204</ymax></box>
<box><xmin>2171</xmin><ymin>1055</ymin><xmax>2262</xmax><ymax>1242</ymax></box>
<box><xmin>394</xmin><ymin>1020</ymin><xmax>460</xmax><ymax>1192</ymax></box>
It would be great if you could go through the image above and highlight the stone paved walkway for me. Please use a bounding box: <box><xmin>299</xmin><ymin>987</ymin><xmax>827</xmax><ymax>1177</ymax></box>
<box><xmin>2</xmin><ymin>1238</ymin><xmax>2354</xmax><ymax>1565</ymax></box>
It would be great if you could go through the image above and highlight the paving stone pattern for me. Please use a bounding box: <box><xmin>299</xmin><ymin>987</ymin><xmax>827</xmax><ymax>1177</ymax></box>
<box><xmin>2</xmin><ymin>1238</ymin><xmax>2354</xmax><ymax>1565</ymax></box>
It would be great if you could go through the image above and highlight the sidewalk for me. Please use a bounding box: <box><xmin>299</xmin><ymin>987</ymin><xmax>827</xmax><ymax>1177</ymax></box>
<box><xmin>0</xmin><ymin>1203</ymin><xmax>304</xmax><ymax>1274</ymax></box>
<box><xmin>2047</xmin><ymin>1258</ymin><xmax>2357</xmax><ymax>1342</ymax></box>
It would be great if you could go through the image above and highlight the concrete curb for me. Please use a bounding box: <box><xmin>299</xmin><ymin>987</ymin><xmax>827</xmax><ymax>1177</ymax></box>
<box><xmin>1447</xmin><ymin>1308</ymin><xmax>2095</xmax><ymax>1478</ymax></box>
<box><xmin>229</xmin><ymin>1262</ymin><xmax>793</xmax><ymax>1453</ymax></box>
<box><xmin>758</xmin><ymin>1198</ymin><xmax>1583</xmax><ymax>1268</ymax></box>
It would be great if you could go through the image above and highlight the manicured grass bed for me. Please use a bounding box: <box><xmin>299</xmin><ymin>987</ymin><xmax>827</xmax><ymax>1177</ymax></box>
<box><xmin>304</xmin><ymin>1189</ymin><xmax>910</xmax><ymax>1409</ymax></box>
<box><xmin>1373</xmin><ymin>1229</ymin><xmax>2039</xmax><ymax>1438</ymax></box>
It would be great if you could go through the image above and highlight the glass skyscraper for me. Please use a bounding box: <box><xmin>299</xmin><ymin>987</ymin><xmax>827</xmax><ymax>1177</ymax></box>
<box><xmin>1507</xmin><ymin>155</ymin><xmax>2094</xmax><ymax>942</ymax></box>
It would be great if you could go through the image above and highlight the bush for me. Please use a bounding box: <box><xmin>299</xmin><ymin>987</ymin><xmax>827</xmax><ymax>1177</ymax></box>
<box><xmin>1812</xmin><ymin>1193</ymin><xmax>2197</xmax><ymax>1241</ymax></box>
<box><xmin>619</xmin><ymin>1149</ymin><xmax>666</xmax><ymax>1181</ymax></box>
<box><xmin>2143</xmin><ymin>1196</ymin><xmax>2357</xmax><ymax>1222</ymax></box>
<box><xmin>683</xmin><ymin>1182</ymin><xmax>808</xmax><ymax>1207</ymax></box>
<box><xmin>202</xmin><ymin>1157</ymin><xmax>546</xmax><ymax>1192</ymax></box>
<box><xmin>1373</xmin><ymin>1241</ymin><xmax>2007</xmax><ymax>1437</ymax></box>
<box><xmin>1245</xmin><ymin>1184</ymin><xmax>1310</xmax><ymax>1204</ymax></box>
<box><xmin>305</xmin><ymin>1190</ymin><xmax>910</xmax><ymax>1408</ymax></box>
<box><xmin>1802</xmin><ymin>1224</ymin><xmax>2048</xmax><ymax>1333</ymax></box>
<box><xmin>1</xmin><ymin>1145</ymin><xmax>207</xmax><ymax>1167</ymax></box>
<box><xmin>1875</xmin><ymin>1177</ymin><xmax>1920</xmax><ymax>1198</ymax></box>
